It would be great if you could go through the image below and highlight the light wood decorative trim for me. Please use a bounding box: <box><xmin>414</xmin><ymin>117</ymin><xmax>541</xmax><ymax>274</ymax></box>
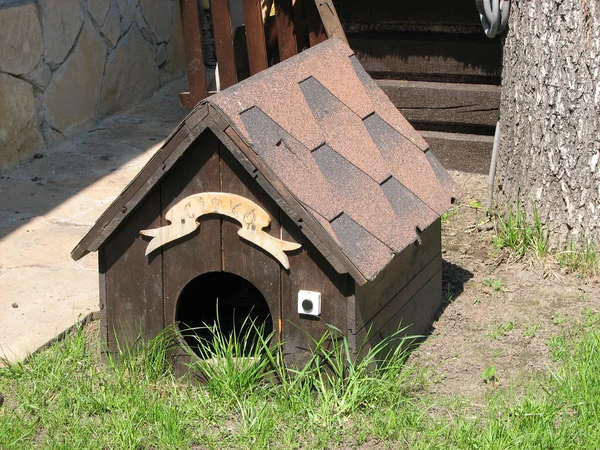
<box><xmin>140</xmin><ymin>192</ymin><xmax>301</xmax><ymax>269</ymax></box>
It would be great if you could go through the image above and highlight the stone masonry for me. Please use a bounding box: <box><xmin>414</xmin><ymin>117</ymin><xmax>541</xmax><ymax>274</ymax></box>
<box><xmin>0</xmin><ymin>0</ymin><xmax>186</xmax><ymax>169</ymax></box>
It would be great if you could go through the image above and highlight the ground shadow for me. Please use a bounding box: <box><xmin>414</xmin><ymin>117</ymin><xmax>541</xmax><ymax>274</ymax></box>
<box><xmin>429</xmin><ymin>258</ymin><xmax>474</xmax><ymax>336</ymax></box>
<box><xmin>0</xmin><ymin>79</ymin><xmax>190</xmax><ymax>242</ymax></box>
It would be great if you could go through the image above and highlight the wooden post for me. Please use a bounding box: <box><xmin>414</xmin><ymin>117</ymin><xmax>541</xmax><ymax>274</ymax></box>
<box><xmin>179</xmin><ymin>0</ymin><xmax>208</xmax><ymax>107</ymax></box>
<box><xmin>304</xmin><ymin>0</ymin><xmax>326</xmax><ymax>47</ymax></box>
<box><xmin>211</xmin><ymin>0</ymin><xmax>238</xmax><ymax>89</ymax></box>
<box><xmin>313</xmin><ymin>0</ymin><xmax>348</xmax><ymax>45</ymax></box>
<box><xmin>292</xmin><ymin>0</ymin><xmax>306</xmax><ymax>52</ymax></box>
<box><xmin>274</xmin><ymin>0</ymin><xmax>297</xmax><ymax>61</ymax></box>
<box><xmin>242</xmin><ymin>0</ymin><xmax>269</xmax><ymax>75</ymax></box>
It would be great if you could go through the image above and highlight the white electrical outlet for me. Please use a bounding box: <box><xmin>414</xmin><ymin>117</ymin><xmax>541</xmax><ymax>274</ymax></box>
<box><xmin>298</xmin><ymin>290</ymin><xmax>321</xmax><ymax>316</ymax></box>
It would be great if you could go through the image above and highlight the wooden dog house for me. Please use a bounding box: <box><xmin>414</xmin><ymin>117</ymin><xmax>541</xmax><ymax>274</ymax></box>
<box><xmin>72</xmin><ymin>38</ymin><xmax>458</xmax><ymax>365</ymax></box>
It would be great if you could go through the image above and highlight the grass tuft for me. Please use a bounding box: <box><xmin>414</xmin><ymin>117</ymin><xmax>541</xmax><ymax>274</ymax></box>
<box><xmin>557</xmin><ymin>240</ymin><xmax>600</xmax><ymax>277</ymax></box>
<box><xmin>183</xmin><ymin>315</ymin><xmax>279</xmax><ymax>399</ymax></box>
<box><xmin>493</xmin><ymin>199</ymin><xmax>549</xmax><ymax>258</ymax></box>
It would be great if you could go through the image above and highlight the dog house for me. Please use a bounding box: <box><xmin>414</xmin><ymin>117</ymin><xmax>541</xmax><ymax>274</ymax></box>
<box><xmin>71</xmin><ymin>38</ymin><xmax>458</xmax><ymax>366</ymax></box>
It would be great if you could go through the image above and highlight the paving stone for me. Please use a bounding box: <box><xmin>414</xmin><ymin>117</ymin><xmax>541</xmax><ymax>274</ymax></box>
<box><xmin>99</xmin><ymin>26</ymin><xmax>159</xmax><ymax>117</ymax></box>
<box><xmin>0</xmin><ymin>266</ymin><xmax>97</xmax><ymax>362</ymax></box>
<box><xmin>0</xmin><ymin>74</ymin><xmax>44</xmax><ymax>169</ymax></box>
<box><xmin>87</xmin><ymin>0</ymin><xmax>111</xmax><ymax>26</ymax></box>
<box><xmin>0</xmin><ymin>217</ymin><xmax>90</xmax><ymax>270</ymax></box>
<box><xmin>10</xmin><ymin>147</ymin><xmax>111</xmax><ymax>186</ymax></box>
<box><xmin>42</xmin><ymin>0</ymin><xmax>84</xmax><ymax>66</ymax></box>
<box><xmin>139</xmin><ymin>0</ymin><xmax>172</xmax><ymax>43</ymax></box>
<box><xmin>0</xmin><ymin>3</ymin><xmax>43</xmax><ymax>75</ymax></box>
<box><xmin>0</xmin><ymin>178</ymin><xmax>78</xmax><ymax>218</ymax></box>
<box><xmin>44</xmin><ymin>193</ymin><xmax>105</xmax><ymax>223</ymax></box>
<box><xmin>44</xmin><ymin>21</ymin><xmax>105</xmax><ymax>136</ymax></box>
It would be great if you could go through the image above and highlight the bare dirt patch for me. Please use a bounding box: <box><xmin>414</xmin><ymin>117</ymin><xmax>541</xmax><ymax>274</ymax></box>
<box><xmin>408</xmin><ymin>171</ymin><xmax>600</xmax><ymax>402</ymax></box>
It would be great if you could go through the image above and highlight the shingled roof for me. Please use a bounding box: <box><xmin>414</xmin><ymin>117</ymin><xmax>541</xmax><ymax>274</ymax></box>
<box><xmin>72</xmin><ymin>38</ymin><xmax>458</xmax><ymax>284</ymax></box>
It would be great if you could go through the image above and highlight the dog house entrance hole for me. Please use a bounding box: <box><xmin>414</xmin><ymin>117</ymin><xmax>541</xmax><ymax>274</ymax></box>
<box><xmin>176</xmin><ymin>272</ymin><xmax>273</xmax><ymax>357</ymax></box>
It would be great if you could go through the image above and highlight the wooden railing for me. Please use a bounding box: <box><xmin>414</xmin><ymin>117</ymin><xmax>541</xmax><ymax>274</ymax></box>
<box><xmin>178</xmin><ymin>0</ymin><xmax>346</xmax><ymax>107</ymax></box>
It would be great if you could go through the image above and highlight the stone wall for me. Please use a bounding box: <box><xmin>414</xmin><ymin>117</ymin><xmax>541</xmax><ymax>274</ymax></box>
<box><xmin>0</xmin><ymin>0</ymin><xmax>186</xmax><ymax>169</ymax></box>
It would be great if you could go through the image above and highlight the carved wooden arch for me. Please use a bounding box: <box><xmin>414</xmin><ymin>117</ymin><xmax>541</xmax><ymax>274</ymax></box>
<box><xmin>140</xmin><ymin>192</ymin><xmax>301</xmax><ymax>269</ymax></box>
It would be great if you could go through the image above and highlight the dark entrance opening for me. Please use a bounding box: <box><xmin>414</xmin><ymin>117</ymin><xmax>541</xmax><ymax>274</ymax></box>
<box><xmin>176</xmin><ymin>272</ymin><xmax>273</xmax><ymax>357</ymax></box>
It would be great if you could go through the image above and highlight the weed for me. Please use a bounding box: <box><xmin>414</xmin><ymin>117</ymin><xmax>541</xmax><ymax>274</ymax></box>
<box><xmin>557</xmin><ymin>241</ymin><xmax>600</xmax><ymax>277</ymax></box>
<box><xmin>482</xmin><ymin>278</ymin><xmax>505</xmax><ymax>292</ymax></box>
<box><xmin>493</xmin><ymin>199</ymin><xmax>549</xmax><ymax>258</ymax></box>
<box><xmin>577</xmin><ymin>291</ymin><xmax>591</xmax><ymax>302</ymax></box>
<box><xmin>488</xmin><ymin>321</ymin><xmax>515</xmax><ymax>340</ymax></box>
<box><xmin>441</xmin><ymin>207</ymin><xmax>458</xmax><ymax>225</ymax></box>
<box><xmin>583</xmin><ymin>309</ymin><xmax>600</xmax><ymax>327</ymax></box>
<box><xmin>551</xmin><ymin>312</ymin><xmax>568</xmax><ymax>326</ymax></box>
<box><xmin>468</xmin><ymin>200</ymin><xmax>482</xmax><ymax>209</ymax></box>
<box><xmin>548</xmin><ymin>335</ymin><xmax>568</xmax><ymax>361</ymax></box>
<box><xmin>473</xmin><ymin>297</ymin><xmax>482</xmax><ymax>305</ymax></box>
<box><xmin>443</xmin><ymin>284</ymin><xmax>455</xmax><ymax>304</ymax></box>
<box><xmin>491</xmin><ymin>350</ymin><xmax>503</xmax><ymax>359</ymax></box>
<box><xmin>481</xmin><ymin>365</ymin><xmax>497</xmax><ymax>384</ymax></box>
<box><xmin>523</xmin><ymin>323</ymin><xmax>540</xmax><ymax>338</ymax></box>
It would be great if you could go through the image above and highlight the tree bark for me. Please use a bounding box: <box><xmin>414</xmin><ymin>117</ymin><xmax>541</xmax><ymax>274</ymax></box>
<box><xmin>496</xmin><ymin>0</ymin><xmax>600</xmax><ymax>248</ymax></box>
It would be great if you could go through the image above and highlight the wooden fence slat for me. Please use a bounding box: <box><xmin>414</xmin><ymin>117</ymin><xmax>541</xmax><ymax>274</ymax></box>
<box><xmin>242</xmin><ymin>0</ymin><xmax>269</xmax><ymax>75</ymax></box>
<box><xmin>304</xmin><ymin>0</ymin><xmax>326</xmax><ymax>47</ymax></box>
<box><xmin>179</xmin><ymin>0</ymin><xmax>208</xmax><ymax>107</ymax></box>
<box><xmin>211</xmin><ymin>0</ymin><xmax>238</xmax><ymax>89</ymax></box>
<box><xmin>313</xmin><ymin>0</ymin><xmax>348</xmax><ymax>44</ymax></box>
<box><xmin>274</xmin><ymin>0</ymin><xmax>297</xmax><ymax>61</ymax></box>
<box><xmin>292</xmin><ymin>0</ymin><xmax>306</xmax><ymax>52</ymax></box>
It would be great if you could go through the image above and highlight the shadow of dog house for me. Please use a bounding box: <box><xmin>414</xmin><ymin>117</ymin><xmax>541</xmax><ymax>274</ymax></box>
<box><xmin>71</xmin><ymin>38</ymin><xmax>458</xmax><ymax>366</ymax></box>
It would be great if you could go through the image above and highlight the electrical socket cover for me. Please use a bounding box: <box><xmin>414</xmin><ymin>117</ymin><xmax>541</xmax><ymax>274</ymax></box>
<box><xmin>298</xmin><ymin>290</ymin><xmax>321</xmax><ymax>316</ymax></box>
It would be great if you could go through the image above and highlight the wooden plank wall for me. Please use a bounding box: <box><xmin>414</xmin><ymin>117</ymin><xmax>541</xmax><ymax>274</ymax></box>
<box><xmin>354</xmin><ymin>219</ymin><xmax>442</xmax><ymax>348</ymax></box>
<box><xmin>103</xmin><ymin>190</ymin><xmax>164</xmax><ymax>353</ymax></box>
<box><xmin>281</xmin><ymin>214</ymin><xmax>351</xmax><ymax>365</ymax></box>
<box><xmin>377</xmin><ymin>80</ymin><xmax>499</xmax><ymax>134</ymax></box>
<box><xmin>161</xmin><ymin>133</ymin><xmax>223</xmax><ymax>327</ymax></box>
<box><xmin>219</xmin><ymin>142</ymin><xmax>283</xmax><ymax>344</ymax></box>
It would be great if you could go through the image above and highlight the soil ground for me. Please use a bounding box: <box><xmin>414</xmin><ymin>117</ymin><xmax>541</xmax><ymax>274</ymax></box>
<box><xmin>408</xmin><ymin>171</ymin><xmax>600</xmax><ymax>403</ymax></box>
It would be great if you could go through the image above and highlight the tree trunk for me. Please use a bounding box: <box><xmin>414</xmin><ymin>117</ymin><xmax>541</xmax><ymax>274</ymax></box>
<box><xmin>496</xmin><ymin>0</ymin><xmax>600</xmax><ymax>248</ymax></box>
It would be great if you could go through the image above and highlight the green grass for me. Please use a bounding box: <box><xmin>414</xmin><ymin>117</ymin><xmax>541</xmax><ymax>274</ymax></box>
<box><xmin>441</xmin><ymin>206</ymin><xmax>458</xmax><ymax>225</ymax></box>
<box><xmin>0</xmin><ymin>323</ymin><xmax>427</xmax><ymax>449</ymax></box>
<box><xmin>557</xmin><ymin>241</ymin><xmax>600</xmax><ymax>277</ymax></box>
<box><xmin>487</xmin><ymin>321</ymin><xmax>515</xmax><ymax>340</ymax></box>
<box><xmin>493</xmin><ymin>200</ymin><xmax>549</xmax><ymax>258</ymax></box>
<box><xmin>481</xmin><ymin>365</ymin><xmax>497</xmax><ymax>384</ymax></box>
<box><xmin>522</xmin><ymin>323</ymin><xmax>540</xmax><ymax>338</ymax></box>
<box><xmin>2</xmin><ymin>316</ymin><xmax>600</xmax><ymax>449</ymax></box>
<box><xmin>482</xmin><ymin>277</ymin><xmax>505</xmax><ymax>292</ymax></box>
<box><xmin>492</xmin><ymin>200</ymin><xmax>599</xmax><ymax>278</ymax></box>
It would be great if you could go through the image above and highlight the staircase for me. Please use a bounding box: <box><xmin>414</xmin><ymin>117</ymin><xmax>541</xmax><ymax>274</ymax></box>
<box><xmin>339</xmin><ymin>0</ymin><xmax>502</xmax><ymax>174</ymax></box>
